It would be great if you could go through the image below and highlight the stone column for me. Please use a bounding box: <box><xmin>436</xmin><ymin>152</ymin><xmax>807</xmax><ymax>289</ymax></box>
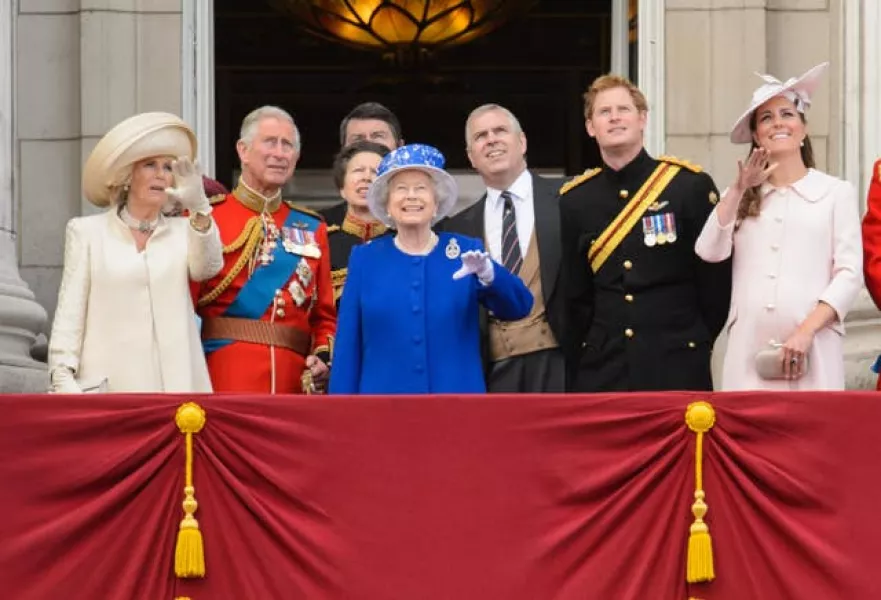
<box><xmin>0</xmin><ymin>0</ymin><xmax>48</xmax><ymax>392</ymax></box>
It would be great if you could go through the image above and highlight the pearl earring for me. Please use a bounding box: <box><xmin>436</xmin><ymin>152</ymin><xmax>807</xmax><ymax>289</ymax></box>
<box><xmin>800</xmin><ymin>140</ymin><xmax>805</xmax><ymax>148</ymax></box>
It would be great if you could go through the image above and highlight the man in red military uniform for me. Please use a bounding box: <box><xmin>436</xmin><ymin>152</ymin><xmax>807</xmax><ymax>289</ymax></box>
<box><xmin>862</xmin><ymin>158</ymin><xmax>881</xmax><ymax>390</ymax></box>
<box><xmin>196</xmin><ymin>105</ymin><xmax>336</xmax><ymax>393</ymax></box>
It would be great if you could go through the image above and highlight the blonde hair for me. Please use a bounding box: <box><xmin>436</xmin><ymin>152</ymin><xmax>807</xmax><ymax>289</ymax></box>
<box><xmin>583</xmin><ymin>74</ymin><xmax>649</xmax><ymax>119</ymax></box>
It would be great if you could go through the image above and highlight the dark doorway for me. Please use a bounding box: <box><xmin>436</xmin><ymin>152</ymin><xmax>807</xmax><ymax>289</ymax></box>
<box><xmin>214</xmin><ymin>0</ymin><xmax>612</xmax><ymax>196</ymax></box>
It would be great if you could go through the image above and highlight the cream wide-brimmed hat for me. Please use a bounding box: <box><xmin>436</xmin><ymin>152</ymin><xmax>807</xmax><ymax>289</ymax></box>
<box><xmin>367</xmin><ymin>144</ymin><xmax>458</xmax><ymax>228</ymax></box>
<box><xmin>82</xmin><ymin>112</ymin><xmax>197</xmax><ymax>207</ymax></box>
<box><xmin>729</xmin><ymin>62</ymin><xmax>829</xmax><ymax>144</ymax></box>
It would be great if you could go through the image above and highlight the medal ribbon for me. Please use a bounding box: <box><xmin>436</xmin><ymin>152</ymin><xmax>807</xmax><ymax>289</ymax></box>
<box><xmin>203</xmin><ymin>210</ymin><xmax>319</xmax><ymax>354</ymax></box>
<box><xmin>588</xmin><ymin>163</ymin><xmax>681</xmax><ymax>273</ymax></box>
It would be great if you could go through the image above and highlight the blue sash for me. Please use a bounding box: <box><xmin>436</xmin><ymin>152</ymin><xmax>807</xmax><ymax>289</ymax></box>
<box><xmin>204</xmin><ymin>209</ymin><xmax>320</xmax><ymax>354</ymax></box>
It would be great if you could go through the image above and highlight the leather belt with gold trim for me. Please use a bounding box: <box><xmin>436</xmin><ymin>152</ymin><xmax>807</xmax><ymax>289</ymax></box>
<box><xmin>201</xmin><ymin>317</ymin><xmax>311</xmax><ymax>356</ymax></box>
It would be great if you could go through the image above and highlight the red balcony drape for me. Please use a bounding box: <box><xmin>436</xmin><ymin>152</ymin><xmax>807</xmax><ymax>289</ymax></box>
<box><xmin>0</xmin><ymin>392</ymin><xmax>878</xmax><ymax>599</ymax></box>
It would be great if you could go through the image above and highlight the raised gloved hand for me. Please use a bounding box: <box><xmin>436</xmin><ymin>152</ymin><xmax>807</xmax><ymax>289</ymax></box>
<box><xmin>50</xmin><ymin>366</ymin><xmax>82</xmax><ymax>394</ymax></box>
<box><xmin>165</xmin><ymin>157</ymin><xmax>212</xmax><ymax>216</ymax></box>
<box><xmin>452</xmin><ymin>250</ymin><xmax>494</xmax><ymax>285</ymax></box>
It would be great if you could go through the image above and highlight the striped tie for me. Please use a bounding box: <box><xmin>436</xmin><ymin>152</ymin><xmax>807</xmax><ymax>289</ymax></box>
<box><xmin>500</xmin><ymin>191</ymin><xmax>522</xmax><ymax>274</ymax></box>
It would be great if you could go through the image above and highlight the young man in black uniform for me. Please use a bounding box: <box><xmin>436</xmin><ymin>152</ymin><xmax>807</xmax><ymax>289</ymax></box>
<box><xmin>560</xmin><ymin>74</ymin><xmax>732</xmax><ymax>392</ymax></box>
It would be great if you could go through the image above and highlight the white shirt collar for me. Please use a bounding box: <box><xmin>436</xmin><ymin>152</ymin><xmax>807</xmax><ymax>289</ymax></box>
<box><xmin>487</xmin><ymin>169</ymin><xmax>532</xmax><ymax>208</ymax></box>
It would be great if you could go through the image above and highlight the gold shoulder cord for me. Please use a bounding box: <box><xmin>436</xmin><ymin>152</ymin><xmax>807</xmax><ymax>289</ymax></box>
<box><xmin>659</xmin><ymin>155</ymin><xmax>703</xmax><ymax>173</ymax></box>
<box><xmin>197</xmin><ymin>216</ymin><xmax>263</xmax><ymax>307</ymax></box>
<box><xmin>559</xmin><ymin>167</ymin><xmax>602</xmax><ymax>195</ymax></box>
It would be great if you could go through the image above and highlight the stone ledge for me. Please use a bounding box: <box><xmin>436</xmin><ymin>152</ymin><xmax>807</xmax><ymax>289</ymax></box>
<box><xmin>0</xmin><ymin>365</ymin><xmax>48</xmax><ymax>393</ymax></box>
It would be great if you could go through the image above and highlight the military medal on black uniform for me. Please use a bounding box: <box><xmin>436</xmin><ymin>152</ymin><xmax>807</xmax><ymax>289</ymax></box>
<box><xmin>653</xmin><ymin>214</ymin><xmax>667</xmax><ymax>245</ymax></box>
<box><xmin>663</xmin><ymin>213</ymin><xmax>678</xmax><ymax>243</ymax></box>
<box><xmin>642</xmin><ymin>215</ymin><xmax>657</xmax><ymax>247</ymax></box>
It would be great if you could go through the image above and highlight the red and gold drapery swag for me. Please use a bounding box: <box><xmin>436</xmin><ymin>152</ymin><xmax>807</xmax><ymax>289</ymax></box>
<box><xmin>0</xmin><ymin>392</ymin><xmax>878</xmax><ymax>599</ymax></box>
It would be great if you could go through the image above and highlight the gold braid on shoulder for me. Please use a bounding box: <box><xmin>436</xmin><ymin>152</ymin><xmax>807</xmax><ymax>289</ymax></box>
<box><xmin>659</xmin><ymin>155</ymin><xmax>703</xmax><ymax>173</ymax></box>
<box><xmin>198</xmin><ymin>217</ymin><xmax>263</xmax><ymax>307</ymax></box>
<box><xmin>559</xmin><ymin>168</ymin><xmax>601</xmax><ymax>195</ymax></box>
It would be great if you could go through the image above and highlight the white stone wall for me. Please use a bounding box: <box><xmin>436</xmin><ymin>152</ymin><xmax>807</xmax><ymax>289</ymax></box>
<box><xmin>15</xmin><ymin>0</ymin><xmax>182</xmax><ymax>326</ymax></box>
<box><xmin>665</xmin><ymin>0</ymin><xmax>840</xmax><ymax>186</ymax></box>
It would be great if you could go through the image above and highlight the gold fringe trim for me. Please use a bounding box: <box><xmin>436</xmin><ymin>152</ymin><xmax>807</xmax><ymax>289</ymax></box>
<box><xmin>685</xmin><ymin>401</ymin><xmax>716</xmax><ymax>584</ymax></box>
<box><xmin>198</xmin><ymin>218</ymin><xmax>263</xmax><ymax>307</ymax></box>
<box><xmin>559</xmin><ymin>167</ymin><xmax>602</xmax><ymax>195</ymax></box>
<box><xmin>223</xmin><ymin>216</ymin><xmax>262</xmax><ymax>254</ymax></box>
<box><xmin>331</xmin><ymin>268</ymin><xmax>347</xmax><ymax>303</ymax></box>
<box><xmin>175</xmin><ymin>403</ymin><xmax>207</xmax><ymax>579</ymax></box>
<box><xmin>283</xmin><ymin>198</ymin><xmax>322</xmax><ymax>218</ymax></box>
<box><xmin>659</xmin><ymin>155</ymin><xmax>703</xmax><ymax>173</ymax></box>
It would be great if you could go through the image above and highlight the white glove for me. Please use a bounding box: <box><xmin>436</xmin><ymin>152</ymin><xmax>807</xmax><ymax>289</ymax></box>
<box><xmin>452</xmin><ymin>250</ymin><xmax>495</xmax><ymax>285</ymax></box>
<box><xmin>50</xmin><ymin>366</ymin><xmax>83</xmax><ymax>394</ymax></box>
<box><xmin>165</xmin><ymin>157</ymin><xmax>212</xmax><ymax>215</ymax></box>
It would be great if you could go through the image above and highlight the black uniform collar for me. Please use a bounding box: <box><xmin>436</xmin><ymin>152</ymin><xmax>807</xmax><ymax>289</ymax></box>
<box><xmin>602</xmin><ymin>148</ymin><xmax>655</xmax><ymax>185</ymax></box>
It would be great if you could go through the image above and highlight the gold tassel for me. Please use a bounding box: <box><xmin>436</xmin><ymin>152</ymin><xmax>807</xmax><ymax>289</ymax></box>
<box><xmin>685</xmin><ymin>401</ymin><xmax>716</xmax><ymax>584</ymax></box>
<box><xmin>175</xmin><ymin>403</ymin><xmax>207</xmax><ymax>579</ymax></box>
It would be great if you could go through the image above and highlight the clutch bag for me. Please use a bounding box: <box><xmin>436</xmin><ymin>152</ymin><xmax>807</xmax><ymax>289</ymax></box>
<box><xmin>755</xmin><ymin>344</ymin><xmax>809</xmax><ymax>380</ymax></box>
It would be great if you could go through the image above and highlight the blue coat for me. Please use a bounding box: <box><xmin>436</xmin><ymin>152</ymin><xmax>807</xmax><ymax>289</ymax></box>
<box><xmin>329</xmin><ymin>232</ymin><xmax>533</xmax><ymax>394</ymax></box>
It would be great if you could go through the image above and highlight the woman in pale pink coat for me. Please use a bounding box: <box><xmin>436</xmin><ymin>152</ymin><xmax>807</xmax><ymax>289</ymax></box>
<box><xmin>695</xmin><ymin>63</ymin><xmax>863</xmax><ymax>390</ymax></box>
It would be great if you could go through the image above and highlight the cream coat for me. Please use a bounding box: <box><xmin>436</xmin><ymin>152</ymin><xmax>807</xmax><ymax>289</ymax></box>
<box><xmin>695</xmin><ymin>169</ymin><xmax>863</xmax><ymax>390</ymax></box>
<box><xmin>48</xmin><ymin>210</ymin><xmax>223</xmax><ymax>392</ymax></box>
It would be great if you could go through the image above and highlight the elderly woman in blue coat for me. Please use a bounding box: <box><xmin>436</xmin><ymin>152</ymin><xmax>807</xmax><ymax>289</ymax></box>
<box><xmin>329</xmin><ymin>144</ymin><xmax>533</xmax><ymax>394</ymax></box>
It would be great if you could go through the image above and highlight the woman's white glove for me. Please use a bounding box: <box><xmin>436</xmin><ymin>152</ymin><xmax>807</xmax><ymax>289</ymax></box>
<box><xmin>50</xmin><ymin>366</ymin><xmax>82</xmax><ymax>394</ymax></box>
<box><xmin>452</xmin><ymin>250</ymin><xmax>495</xmax><ymax>285</ymax></box>
<box><xmin>165</xmin><ymin>157</ymin><xmax>212</xmax><ymax>215</ymax></box>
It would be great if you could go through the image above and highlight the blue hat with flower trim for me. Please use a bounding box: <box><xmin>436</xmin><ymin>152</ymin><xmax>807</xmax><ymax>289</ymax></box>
<box><xmin>367</xmin><ymin>143</ymin><xmax>458</xmax><ymax>227</ymax></box>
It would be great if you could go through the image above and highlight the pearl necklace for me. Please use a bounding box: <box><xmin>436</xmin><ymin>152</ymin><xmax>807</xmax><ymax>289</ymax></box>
<box><xmin>394</xmin><ymin>231</ymin><xmax>438</xmax><ymax>256</ymax></box>
<box><xmin>119</xmin><ymin>206</ymin><xmax>160</xmax><ymax>234</ymax></box>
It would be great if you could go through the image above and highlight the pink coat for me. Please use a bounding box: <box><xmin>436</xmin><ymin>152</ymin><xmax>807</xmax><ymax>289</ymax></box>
<box><xmin>695</xmin><ymin>169</ymin><xmax>863</xmax><ymax>390</ymax></box>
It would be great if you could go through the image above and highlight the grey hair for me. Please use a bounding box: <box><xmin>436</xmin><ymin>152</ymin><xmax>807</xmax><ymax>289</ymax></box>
<box><xmin>239</xmin><ymin>105</ymin><xmax>301</xmax><ymax>152</ymax></box>
<box><xmin>464</xmin><ymin>103</ymin><xmax>523</xmax><ymax>147</ymax></box>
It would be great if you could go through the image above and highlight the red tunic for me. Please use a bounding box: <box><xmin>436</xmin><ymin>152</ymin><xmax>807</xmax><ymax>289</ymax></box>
<box><xmin>862</xmin><ymin>159</ymin><xmax>881</xmax><ymax>389</ymax></box>
<box><xmin>196</xmin><ymin>190</ymin><xmax>336</xmax><ymax>393</ymax></box>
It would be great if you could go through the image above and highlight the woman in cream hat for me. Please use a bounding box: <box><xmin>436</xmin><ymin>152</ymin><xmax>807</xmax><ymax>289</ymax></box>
<box><xmin>329</xmin><ymin>143</ymin><xmax>532</xmax><ymax>394</ymax></box>
<box><xmin>695</xmin><ymin>63</ymin><xmax>863</xmax><ymax>390</ymax></box>
<box><xmin>48</xmin><ymin>112</ymin><xmax>223</xmax><ymax>393</ymax></box>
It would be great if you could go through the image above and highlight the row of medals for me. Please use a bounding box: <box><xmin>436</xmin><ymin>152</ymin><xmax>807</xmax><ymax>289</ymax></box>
<box><xmin>641</xmin><ymin>213</ymin><xmax>678</xmax><ymax>247</ymax></box>
<box><xmin>257</xmin><ymin>216</ymin><xmax>314</xmax><ymax>308</ymax></box>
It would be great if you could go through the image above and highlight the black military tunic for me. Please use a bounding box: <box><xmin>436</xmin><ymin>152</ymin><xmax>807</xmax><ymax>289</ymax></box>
<box><xmin>326</xmin><ymin>212</ymin><xmax>389</xmax><ymax>305</ymax></box>
<box><xmin>560</xmin><ymin>149</ymin><xmax>732</xmax><ymax>392</ymax></box>
<box><xmin>319</xmin><ymin>201</ymin><xmax>348</xmax><ymax>229</ymax></box>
